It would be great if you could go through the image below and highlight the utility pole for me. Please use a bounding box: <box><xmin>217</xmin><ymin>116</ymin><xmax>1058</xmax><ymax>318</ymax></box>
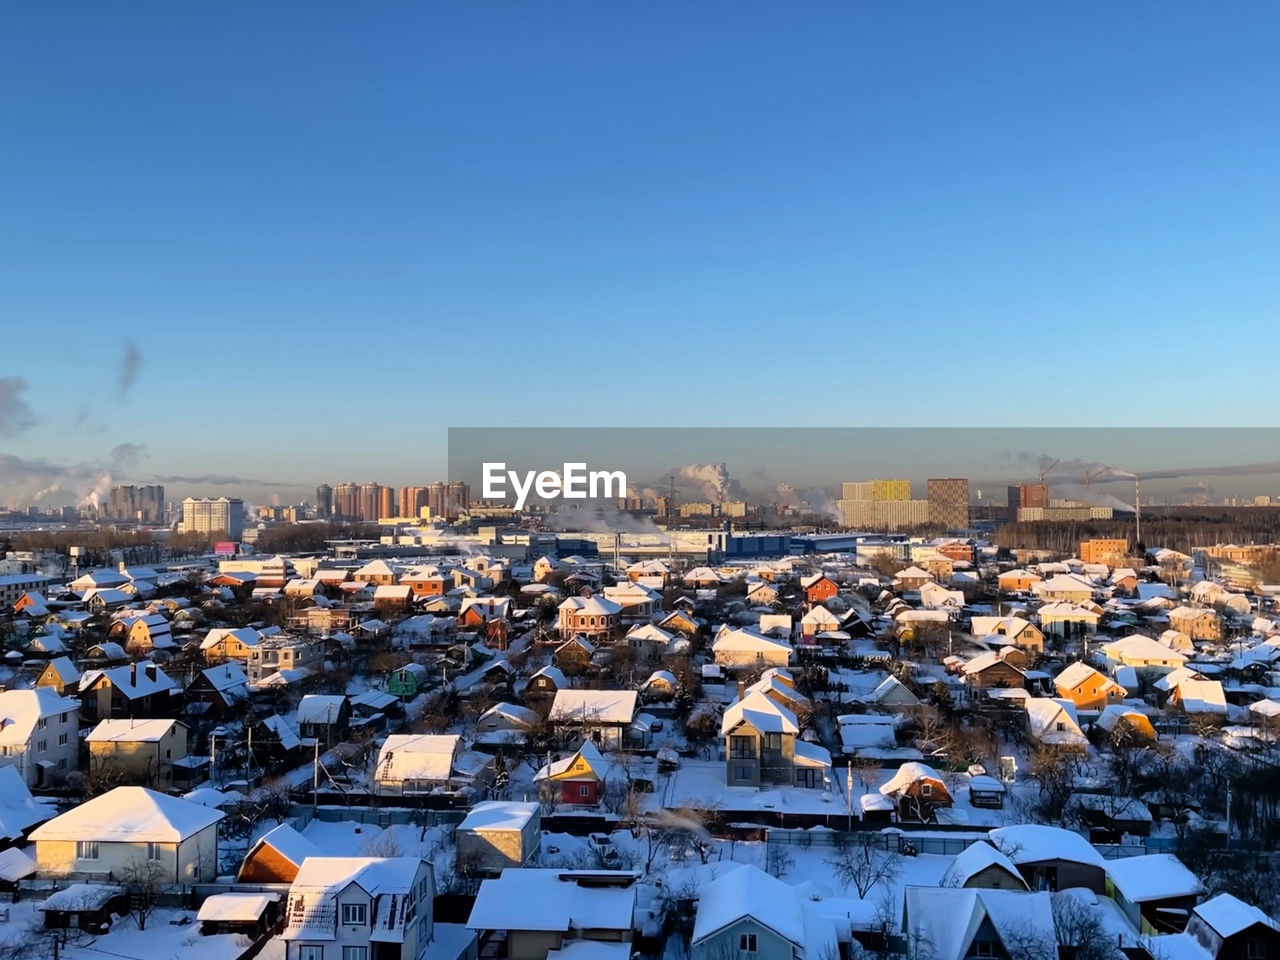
<box><xmin>312</xmin><ymin>738</ymin><xmax>320</xmax><ymax>816</ymax></box>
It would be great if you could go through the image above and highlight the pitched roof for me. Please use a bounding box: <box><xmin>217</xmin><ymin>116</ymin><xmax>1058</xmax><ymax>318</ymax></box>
<box><xmin>692</xmin><ymin>863</ymin><xmax>803</xmax><ymax>945</ymax></box>
<box><xmin>29</xmin><ymin>786</ymin><xmax>222</xmax><ymax>842</ymax></box>
<box><xmin>468</xmin><ymin>868</ymin><xmax>637</xmax><ymax>934</ymax></box>
<box><xmin>549</xmin><ymin>690</ymin><xmax>637</xmax><ymax>725</ymax></box>
<box><xmin>721</xmin><ymin>690</ymin><xmax>799</xmax><ymax>737</ymax></box>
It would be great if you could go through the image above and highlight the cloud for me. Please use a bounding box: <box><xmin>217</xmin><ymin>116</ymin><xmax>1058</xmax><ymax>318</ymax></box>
<box><xmin>109</xmin><ymin>442</ymin><xmax>148</xmax><ymax>468</ymax></box>
<box><xmin>0</xmin><ymin>376</ymin><xmax>35</xmax><ymax>436</ymax></box>
<box><xmin>149</xmin><ymin>473</ymin><xmax>288</xmax><ymax>486</ymax></box>
<box><xmin>118</xmin><ymin>340</ymin><xmax>143</xmax><ymax>396</ymax></box>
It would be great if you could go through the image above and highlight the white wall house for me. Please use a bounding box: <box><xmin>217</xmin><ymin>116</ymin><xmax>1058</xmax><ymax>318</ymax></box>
<box><xmin>0</xmin><ymin>688</ymin><xmax>80</xmax><ymax>788</ymax></box>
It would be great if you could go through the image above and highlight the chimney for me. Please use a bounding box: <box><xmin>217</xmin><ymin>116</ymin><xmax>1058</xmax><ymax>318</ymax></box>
<box><xmin>146</xmin><ymin>663</ymin><xmax>157</xmax><ymax>682</ymax></box>
<box><xmin>131</xmin><ymin>662</ymin><xmax>137</xmax><ymax>685</ymax></box>
<box><xmin>737</xmin><ymin>680</ymin><xmax>746</xmax><ymax>702</ymax></box>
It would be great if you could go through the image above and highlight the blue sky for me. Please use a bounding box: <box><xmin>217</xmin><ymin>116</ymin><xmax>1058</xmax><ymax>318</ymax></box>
<box><xmin>1</xmin><ymin>2</ymin><xmax>1277</xmax><ymax>503</ymax></box>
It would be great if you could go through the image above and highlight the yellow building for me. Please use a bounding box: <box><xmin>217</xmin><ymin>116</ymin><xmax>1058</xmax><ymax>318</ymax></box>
<box><xmin>1079</xmin><ymin>539</ymin><xmax>1130</xmax><ymax>566</ymax></box>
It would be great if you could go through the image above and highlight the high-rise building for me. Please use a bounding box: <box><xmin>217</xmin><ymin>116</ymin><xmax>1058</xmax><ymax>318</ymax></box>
<box><xmin>427</xmin><ymin>482</ymin><xmax>448</xmax><ymax>519</ymax></box>
<box><xmin>315</xmin><ymin>484</ymin><xmax>333</xmax><ymax>518</ymax></box>
<box><xmin>378</xmin><ymin>486</ymin><xmax>395</xmax><ymax>522</ymax></box>
<box><xmin>400</xmin><ymin>486</ymin><xmax>429</xmax><ymax>518</ymax></box>
<box><xmin>927</xmin><ymin>478</ymin><xmax>970</xmax><ymax>531</ymax></box>
<box><xmin>446</xmin><ymin>481</ymin><xmax>471</xmax><ymax>519</ymax></box>
<box><xmin>181</xmin><ymin>497</ymin><xmax>244</xmax><ymax>540</ymax></box>
<box><xmin>105</xmin><ymin>484</ymin><xmax>166</xmax><ymax>524</ymax></box>
<box><xmin>1007</xmin><ymin>483</ymin><xmax>1047</xmax><ymax>516</ymax></box>
<box><xmin>359</xmin><ymin>483</ymin><xmax>383</xmax><ymax>523</ymax></box>
<box><xmin>333</xmin><ymin>483</ymin><xmax>360</xmax><ymax>520</ymax></box>
<box><xmin>836</xmin><ymin>479</ymin><xmax>929</xmax><ymax>531</ymax></box>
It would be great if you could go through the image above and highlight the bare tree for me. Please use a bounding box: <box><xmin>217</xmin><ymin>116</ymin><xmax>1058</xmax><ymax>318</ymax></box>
<box><xmin>826</xmin><ymin>833</ymin><xmax>902</xmax><ymax>899</ymax></box>
<box><xmin>765</xmin><ymin>843</ymin><xmax>794</xmax><ymax>878</ymax></box>
<box><xmin>1051</xmin><ymin>892</ymin><xmax>1124</xmax><ymax>960</ymax></box>
<box><xmin>119</xmin><ymin>857</ymin><xmax>169</xmax><ymax>931</ymax></box>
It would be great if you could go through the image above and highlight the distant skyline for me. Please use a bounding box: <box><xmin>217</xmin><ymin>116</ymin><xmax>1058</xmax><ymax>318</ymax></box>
<box><xmin>1</xmin><ymin>2</ymin><xmax>1278</xmax><ymax>506</ymax></box>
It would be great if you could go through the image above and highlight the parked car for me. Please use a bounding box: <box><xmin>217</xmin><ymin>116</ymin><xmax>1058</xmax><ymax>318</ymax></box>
<box><xmin>589</xmin><ymin>832</ymin><xmax>620</xmax><ymax>863</ymax></box>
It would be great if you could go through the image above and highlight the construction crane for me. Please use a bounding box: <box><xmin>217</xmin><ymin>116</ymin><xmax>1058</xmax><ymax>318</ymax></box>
<box><xmin>1038</xmin><ymin>458</ymin><xmax>1059</xmax><ymax>499</ymax></box>
<box><xmin>1083</xmin><ymin>466</ymin><xmax>1109</xmax><ymax>502</ymax></box>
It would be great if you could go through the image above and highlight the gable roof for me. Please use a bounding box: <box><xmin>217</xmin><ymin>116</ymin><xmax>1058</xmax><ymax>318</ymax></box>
<box><xmin>468</xmin><ymin>868</ymin><xmax>637</xmax><ymax>934</ymax></box>
<box><xmin>938</xmin><ymin>841</ymin><xmax>1027</xmax><ymax>890</ymax></box>
<box><xmin>549</xmin><ymin>690</ymin><xmax>637</xmax><ymax>725</ymax></box>
<box><xmin>693</xmin><ymin>863</ymin><xmax>804</xmax><ymax>945</ymax></box>
<box><xmin>721</xmin><ymin>690</ymin><xmax>799</xmax><ymax>737</ymax></box>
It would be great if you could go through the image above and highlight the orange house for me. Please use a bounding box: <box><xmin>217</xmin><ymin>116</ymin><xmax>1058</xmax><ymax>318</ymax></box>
<box><xmin>997</xmin><ymin>569</ymin><xmax>1041</xmax><ymax>593</ymax></box>
<box><xmin>236</xmin><ymin>823</ymin><xmax>319</xmax><ymax>883</ymax></box>
<box><xmin>402</xmin><ymin>572</ymin><xmax>448</xmax><ymax>598</ymax></box>
<box><xmin>1053</xmin><ymin>661</ymin><xmax>1127</xmax><ymax>711</ymax></box>
<box><xmin>803</xmin><ymin>575</ymin><xmax>839</xmax><ymax>605</ymax></box>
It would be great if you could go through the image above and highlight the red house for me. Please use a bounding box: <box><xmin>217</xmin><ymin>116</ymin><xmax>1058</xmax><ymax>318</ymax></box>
<box><xmin>802</xmin><ymin>574</ymin><xmax>839</xmax><ymax>605</ymax></box>
<box><xmin>533</xmin><ymin>742</ymin><xmax>613</xmax><ymax>806</ymax></box>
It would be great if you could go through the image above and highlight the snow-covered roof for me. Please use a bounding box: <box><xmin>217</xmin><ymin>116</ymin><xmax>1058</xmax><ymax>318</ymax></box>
<box><xmin>0</xmin><ymin>688</ymin><xmax>80</xmax><ymax>746</ymax></box>
<box><xmin>721</xmin><ymin>690</ymin><xmax>799</xmax><ymax>737</ymax></box>
<box><xmin>197</xmin><ymin>892</ymin><xmax>280</xmax><ymax>922</ymax></box>
<box><xmin>80</xmin><ymin>661</ymin><xmax>178</xmax><ymax>700</ymax></box>
<box><xmin>692</xmin><ymin>863</ymin><xmax>803</xmax><ymax>945</ymax></box>
<box><xmin>880</xmin><ymin>762</ymin><xmax>945</xmax><ymax>797</ymax></box>
<box><xmin>200</xmin><ymin>626</ymin><xmax>262</xmax><ymax>650</ymax></box>
<box><xmin>29</xmin><ymin>786</ymin><xmax>222</xmax><ymax>842</ymax></box>
<box><xmin>0</xmin><ymin>766</ymin><xmax>56</xmax><ymax>842</ymax></box>
<box><xmin>86</xmin><ymin>718</ymin><xmax>181</xmax><ymax>743</ymax></box>
<box><xmin>467</xmin><ymin>869</ymin><xmax>638</xmax><ymax>933</ymax></box>
<box><xmin>988</xmin><ymin>825</ymin><xmax>1105</xmax><ymax>867</ymax></box>
<box><xmin>376</xmin><ymin>734</ymin><xmax>461</xmax><ymax>784</ymax></box>
<box><xmin>1192</xmin><ymin>892</ymin><xmax>1280</xmax><ymax>937</ymax></box>
<box><xmin>1174</xmin><ymin>679</ymin><xmax>1227</xmax><ymax>713</ymax></box>
<box><xmin>548</xmin><ymin>689</ymin><xmax>637</xmax><ymax>725</ymax></box>
<box><xmin>903</xmin><ymin>887</ymin><xmax>1055</xmax><ymax>960</ymax></box>
<box><xmin>1024</xmin><ymin>697</ymin><xmax>1087</xmax><ymax>745</ymax></box>
<box><xmin>244</xmin><ymin>823</ymin><xmax>321</xmax><ymax>871</ymax></box>
<box><xmin>297</xmin><ymin>694</ymin><xmax>348</xmax><ymax>724</ymax></box>
<box><xmin>1054</xmin><ymin>660</ymin><xmax>1116</xmax><ymax>692</ymax></box>
<box><xmin>458</xmin><ymin>801</ymin><xmax>540</xmax><ymax>833</ymax></box>
<box><xmin>1105</xmin><ymin>854</ymin><xmax>1204</xmax><ymax>903</ymax></box>
<box><xmin>938</xmin><ymin>841</ymin><xmax>1027</xmax><ymax>890</ymax></box>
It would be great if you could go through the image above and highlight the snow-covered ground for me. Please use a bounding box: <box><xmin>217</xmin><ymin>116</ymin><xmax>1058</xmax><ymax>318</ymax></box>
<box><xmin>0</xmin><ymin>902</ymin><xmax>251</xmax><ymax>960</ymax></box>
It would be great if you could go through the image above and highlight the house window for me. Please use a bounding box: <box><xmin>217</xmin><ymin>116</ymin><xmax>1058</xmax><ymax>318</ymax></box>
<box><xmin>579</xmin><ymin>785</ymin><xmax>591</xmax><ymax>797</ymax></box>
<box><xmin>733</xmin><ymin>766</ymin><xmax>753</xmax><ymax>782</ymax></box>
<box><xmin>921</xmin><ymin>782</ymin><xmax>932</xmax><ymax>796</ymax></box>
<box><xmin>342</xmin><ymin>948</ymin><xmax>367</xmax><ymax>960</ymax></box>
<box><xmin>36</xmin><ymin>740</ymin><xmax>46</xmax><ymax>753</ymax></box>
<box><xmin>1056</xmin><ymin>722</ymin><xmax>1066</xmax><ymax>732</ymax></box>
<box><xmin>146</xmin><ymin>842</ymin><xmax>162</xmax><ymax>861</ymax></box>
<box><xmin>1246</xmin><ymin>941</ymin><xmax>1267</xmax><ymax>960</ymax></box>
<box><xmin>37</xmin><ymin>718</ymin><xmax>47</xmax><ymax>730</ymax></box>
<box><xmin>77</xmin><ymin>841</ymin><xmax>100</xmax><ymax>860</ymax></box>
<box><xmin>299</xmin><ymin>947</ymin><xmax>324</xmax><ymax>960</ymax></box>
<box><xmin>738</xmin><ymin>934</ymin><xmax>757</xmax><ymax>953</ymax></box>
<box><xmin>972</xmin><ymin>940</ymin><xmax>996</xmax><ymax>958</ymax></box>
<box><xmin>341</xmin><ymin>904</ymin><xmax>367</xmax><ymax>926</ymax></box>
<box><xmin>765</xmin><ymin>733</ymin><xmax>781</xmax><ymax>751</ymax></box>
<box><xmin>59</xmin><ymin>733</ymin><xmax>69</xmax><ymax>746</ymax></box>
<box><xmin>730</xmin><ymin>736</ymin><xmax>755</xmax><ymax>760</ymax></box>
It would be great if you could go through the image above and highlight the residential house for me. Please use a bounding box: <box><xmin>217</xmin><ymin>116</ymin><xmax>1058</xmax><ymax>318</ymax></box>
<box><xmin>798</xmin><ymin>605</ymin><xmax>841</xmax><ymax>642</ymax></box>
<box><xmin>468</xmin><ymin>868</ymin><xmax>635</xmax><ymax>960</ymax></box>
<box><xmin>626</xmin><ymin>559</ymin><xmax>671</xmax><ymax>587</ymax></box>
<box><xmin>1184</xmin><ymin>892</ymin><xmax>1280</xmax><ymax>960</ymax></box>
<box><xmin>721</xmin><ymin>690</ymin><xmax>828</xmax><ymax>789</ymax></box>
<box><xmin>1024</xmin><ymin>698</ymin><xmax>1088</xmax><ymax>751</ymax></box>
<box><xmin>0</xmin><ymin>765</ymin><xmax>55</xmax><ymax>848</ymax></box>
<box><xmin>373</xmin><ymin>584</ymin><xmax>414</xmax><ymax>614</ymax></box>
<box><xmin>801</xmin><ymin>574</ymin><xmax>839</xmax><ymax>604</ymax></box>
<box><xmin>548</xmin><ymin>690</ymin><xmax>637</xmax><ymax>750</ymax></box>
<box><xmin>280</xmin><ymin>857</ymin><xmax>438</xmax><ymax>960</ymax></box>
<box><xmin>475</xmin><ymin>702</ymin><xmax>539</xmax><ymax>747</ymax></box>
<box><xmin>34</xmin><ymin>657</ymin><xmax>81</xmax><ymax>697</ymax></box>
<box><xmin>0</xmin><ymin>688</ymin><xmax>80</xmax><ymax>788</ymax></box>
<box><xmin>1101</xmin><ymin>635</ymin><xmax>1188</xmax><ymax>675</ymax></box>
<box><xmin>865</xmin><ymin>675</ymin><xmax>922</xmax><ymax>711</ymax></box>
<box><xmin>918</xmin><ymin>581</ymin><xmax>965</xmax><ymax>611</ymax></box>
<box><xmin>237</xmin><ymin>823</ymin><xmax>321</xmax><ymax>883</ymax></box>
<box><xmin>1035</xmin><ymin>573</ymin><xmax>1096</xmax><ymax>604</ymax></box>
<box><xmin>557</xmin><ymin>596</ymin><xmax>622</xmax><ymax>641</ymax></box>
<box><xmin>525</xmin><ymin>666</ymin><xmax>568</xmax><ymax>698</ymax></box>
<box><xmin>106</xmin><ymin>612</ymin><xmax>175</xmax><ymax>656</ymax></box>
<box><xmin>600</xmin><ymin>581</ymin><xmax>662</xmax><ymax>626</ymax></box>
<box><xmin>1037</xmin><ymin>600</ymin><xmax>1101</xmax><ymax>637</ymax></box>
<box><xmin>247</xmin><ymin>635</ymin><xmax>325</xmax><ymax>685</ymax></box>
<box><xmin>988</xmin><ymin>824</ymin><xmax>1107</xmax><ymax>893</ymax></box>
<box><xmin>711</xmin><ymin>627</ymin><xmax>792</xmax><ymax>670</ymax></box>
<box><xmin>185</xmin><ymin>662</ymin><xmax>251</xmax><ymax>720</ymax></box>
<box><xmin>937</xmin><ymin>841</ymin><xmax>1028</xmax><ymax>890</ymax></box>
<box><xmin>458</xmin><ymin>597</ymin><xmax>512</xmax><ymax>630</ymax></box>
<box><xmin>1097</xmin><ymin>705</ymin><xmax>1157</xmax><ymax>744</ymax></box>
<box><xmin>960</xmin><ymin>651</ymin><xmax>1026</xmax><ymax>692</ymax></box>
<box><xmin>374</xmin><ymin>734</ymin><xmax>494</xmax><ymax>796</ymax></box>
<box><xmin>880</xmin><ymin>762</ymin><xmax>952</xmax><ymax>823</ymax></box>
<box><xmin>29</xmin><ymin>786</ymin><xmax>223</xmax><ymax>883</ymax></box>
<box><xmin>901</xmin><ymin>887</ymin><xmax>1055</xmax><ymax>960</ymax></box>
<box><xmin>997</xmin><ymin>569</ymin><xmax>1041</xmax><ymax>594</ymax></box>
<box><xmin>1053</xmin><ymin>661</ymin><xmax>1127</xmax><ymax>711</ymax></box>
<box><xmin>691</xmin><ymin>864</ymin><xmax>838</xmax><ymax>960</ymax></box>
<box><xmin>552</xmin><ymin>636</ymin><xmax>597</xmax><ymax>675</ymax></box>
<box><xmin>353</xmin><ymin>559</ymin><xmax>401</xmax><ymax>586</ymax></box>
<box><xmin>1168</xmin><ymin>606</ymin><xmax>1224</xmax><ymax>643</ymax></box>
<box><xmin>683</xmin><ymin>567</ymin><xmax>724</xmax><ymax>590</ymax></box>
<box><xmin>895</xmin><ymin>566</ymin><xmax>934</xmax><ymax>591</ymax></box>
<box><xmin>970</xmin><ymin>616</ymin><xmax>1044</xmax><ymax>654</ymax></box>
<box><xmin>401</xmin><ymin>569</ymin><xmax>449</xmax><ymax>599</ymax></box>
<box><xmin>1104</xmin><ymin>854</ymin><xmax>1204</xmax><ymax>934</ymax></box>
<box><xmin>79</xmin><ymin>661</ymin><xmax>176</xmax><ymax>721</ymax></box>
<box><xmin>624</xmin><ymin>623</ymin><xmax>675</xmax><ymax>662</ymax></box>
<box><xmin>455</xmin><ymin>801</ymin><xmax>541</xmax><ymax>876</ymax></box>
<box><xmin>1168</xmin><ymin>679</ymin><xmax>1228</xmax><ymax>720</ymax></box>
<box><xmin>533</xmin><ymin>742</ymin><xmax>617</xmax><ymax>807</ymax></box>
<box><xmin>86</xmin><ymin>718</ymin><xmax>189</xmax><ymax>789</ymax></box>
<box><xmin>657</xmin><ymin>609</ymin><xmax>699</xmax><ymax>638</ymax></box>
<box><xmin>82</xmin><ymin>641</ymin><xmax>129</xmax><ymax>665</ymax></box>
<box><xmin>745</xmin><ymin>581</ymin><xmax>779</xmax><ymax>606</ymax></box>
<box><xmin>388</xmin><ymin>663</ymin><xmax>431</xmax><ymax>700</ymax></box>
<box><xmin>298</xmin><ymin>695</ymin><xmax>351</xmax><ymax>746</ymax></box>
<box><xmin>200</xmin><ymin>626</ymin><xmax>262</xmax><ymax>662</ymax></box>
<box><xmin>640</xmin><ymin>670</ymin><xmax>677</xmax><ymax>702</ymax></box>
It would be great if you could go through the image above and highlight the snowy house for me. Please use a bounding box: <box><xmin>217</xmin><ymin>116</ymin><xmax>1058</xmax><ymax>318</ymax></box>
<box><xmin>1024</xmin><ymin>698</ymin><xmax>1088</xmax><ymax>752</ymax></box>
<box><xmin>533</xmin><ymin>742</ymin><xmax>618</xmax><ymax>807</ymax></box>
<box><xmin>880</xmin><ymin>762</ymin><xmax>952</xmax><ymax>823</ymax></box>
<box><xmin>1053</xmin><ymin>661</ymin><xmax>1127</xmax><ymax>711</ymax></box>
<box><xmin>711</xmin><ymin>627</ymin><xmax>792</xmax><ymax>669</ymax></box>
<box><xmin>374</xmin><ymin>734</ymin><xmax>493</xmax><ymax>797</ymax></box>
<box><xmin>937</xmin><ymin>841</ymin><xmax>1028</xmax><ymax>890</ymax></box>
<box><xmin>691</xmin><ymin>863</ymin><xmax>838</xmax><ymax>960</ymax></box>
<box><xmin>281</xmin><ymin>857</ymin><xmax>439</xmax><ymax>960</ymax></box>
<box><xmin>549</xmin><ymin>690</ymin><xmax>637</xmax><ymax>749</ymax></box>
<box><xmin>1104</xmin><ymin>853</ymin><xmax>1204</xmax><ymax>934</ymax></box>
<box><xmin>455</xmin><ymin>801</ymin><xmax>542</xmax><ymax>876</ymax></box>
<box><xmin>467</xmin><ymin>868</ymin><xmax>635</xmax><ymax>960</ymax></box>
<box><xmin>988</xmin><ymin>824</ymin><xmax>1107</xmax><ymax>893</ymax></box>
<box><xmin>901</xmin><ymin>887</ymin><xmax>1055</xmax><ymax>960</ymax></box>
<box><xmin>1184</xmin><ymin>893</ymin><xmax>1280</xmax><ymax>960</ymax></box>
<box><xmin>34</xmin><ymin>656</ymin><xmax>81</xmax><ymax>697</ymax></box>
<box><xmin>0</xmin><ymin>687</ymin><xmax>80</xmax><ymax>788</ymax></box>
<box><xmin>29</xmin><ymin>786</ymin><xmax>223</xmax><ymax>883</ymax></box>
<box><xmin>86</xmin><ymin>718</ymin><xmax>189</xmax><ymax>790</ymax></box>
<box><xmin>0</xmin><ymin>765</ymin><xmax>56</xmax><ymax>846</ymax></box>
<box><xmin>237</xmin><ymin>823</ymin><xmax>322</xmax><ymax>883</ymax></box>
